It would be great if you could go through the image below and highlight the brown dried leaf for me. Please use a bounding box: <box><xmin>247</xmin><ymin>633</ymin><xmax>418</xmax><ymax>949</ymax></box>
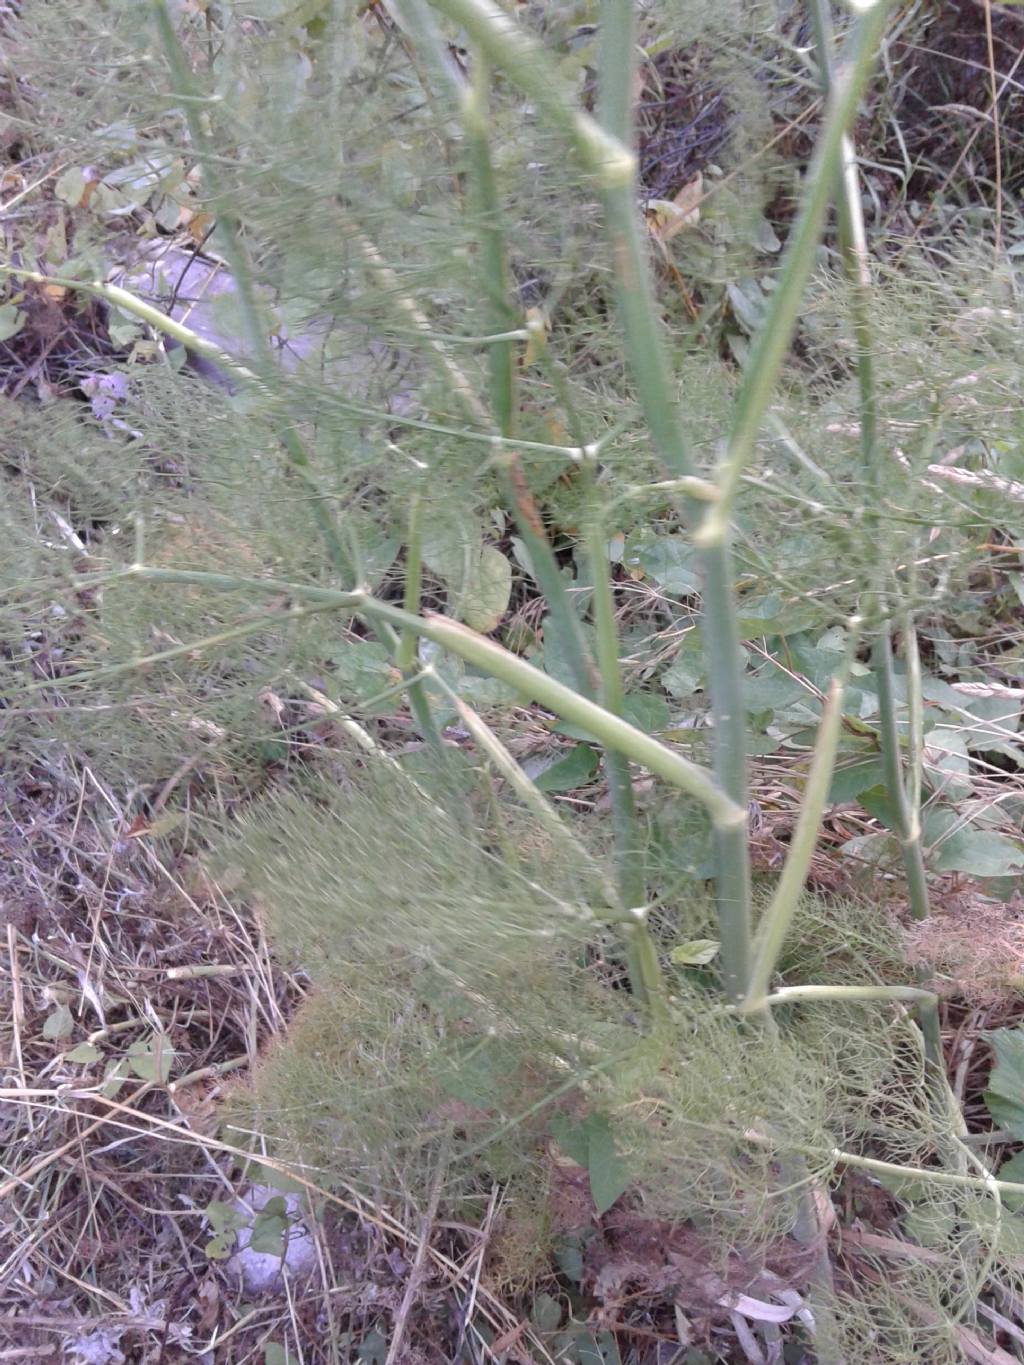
<box><xmin>647</xmin><ymin>173</ymin><xmax>703</xmax><ymax>244</ymax></box>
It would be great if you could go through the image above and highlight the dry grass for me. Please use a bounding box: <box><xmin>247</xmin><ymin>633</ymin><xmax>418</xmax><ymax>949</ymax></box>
<box><xmin>0</xmin><ymin>763</ymin><xmax>554</xmax><ymax>1363</ymax></box>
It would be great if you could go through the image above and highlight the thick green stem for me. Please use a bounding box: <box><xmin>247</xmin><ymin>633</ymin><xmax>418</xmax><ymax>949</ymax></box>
<box><xmin>698</xmin><ymin>540</ymin><xmax>752</xmax><ymax>1003</ymax></box>
<box><xmin>464</xmin><ymin>55</ymin><xmax>517</xmax><ymax>435</ymax></box>
<box><xmin>102</xmin><ymin>564</ymin><xmax>743</xmax><ymax>826</ymax></box>
<box><xmin>759</xmin><ymin>983</ymin><xmax>938</xmax><ymax>1008</ymax></box>
<box><xmin>873</xmin><ymin>626</ymin><xmax>930</xmax><ymax>922</ymax></box>
<box><xmin>807</xmin><ymin>0</ymin><xmax>878</xmax><ymax>479</ymax></box>
<box><xmin>744</xmin><ymin>660</ymin><xmax>852</xmax><ymax>1011</ymax></box>
<box><xmin>400</xmin><ymin>494</ymin><xmax>445</xmax><ymax>748</ymax></box>
<box><xmin>596</xmin><ymin>0</ymin><xmax>752</xmax><ymax>1000</ymax></box>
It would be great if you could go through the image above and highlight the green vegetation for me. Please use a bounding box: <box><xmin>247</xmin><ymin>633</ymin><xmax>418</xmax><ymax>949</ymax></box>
<box><xmin>2</xmin><ymin>0</ymin><xmax>1024</xmax><ymax>1360</ymax></box>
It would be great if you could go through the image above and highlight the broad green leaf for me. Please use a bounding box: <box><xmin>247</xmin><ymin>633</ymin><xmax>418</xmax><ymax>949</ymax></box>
<box><xmin>549</xmin><ymin>1112</ymin><xmax>590</xmax><ymax>1168</ymax></box>
<box><xmin>101</xmin><ymin>1058</ymin><xmax>131</xmax><ymax>1100</ymax></box>
<box><xmin>43</xmin><ymin>1003</ymin><xmax>74</xmax><ymax>1040</ymax></box>
<box><xmin>533</xmin><ymin>743</ymin><xmax>598</xmax><ymax>792</ymax></box>
<box><xmin>530</xmin><ymin>1293</ymin><xmax>563</xmax><ymax>1333</ymax></box>
<box><xmin>264</xmin><ymin>1345</ymin><xmax>295</xmax><ymax>1365</ymax></box>
<box><xmin>960</xmin><ymin>691</ymin><xmax>1021</xmax><ymax>749</ymax></box>
<box><xmin>923</xmin><ymin>810</ymin><xmax>1024</xmax><ymax>876</ymax></box>
<box><xmin>553</xmin><ymin>1231</ymin><xmax>588</xmax><ymax>1286</ymax></box>
<box><xmin>621</xmin><ymin>693</ymin><xmax>671</xmax><ymax>733</ymax></box>
<box><xmin>904</xmin><ymin>1201</ymin><xmax>956</xmax><ymax>1249</ymax></box>
<box><xmin>205</xmin><ymin>1200</ymin><xmax>248</xmax><ymax>1234</ymax></box>
<box><xmin>928</xmin><ymin>726</ymin><xmax>972</xmax><ymax>797</ymax></box>
<box><xmin>996</xmin><ymin>1152</ymin><xmax>1024</xmax><ymax>1214</ymax></box>
<box><xmin>828</xmin><ymin>757</ymin><xmax>885</xmax><ymax>803</ymax></box>
<box><xmin>126</xmin><ymin>1034</ymin><xmax>176</xmax><ymax>1084</ymax></box>
<box><xmin>744</xmin><ymin>669</ymin><xmax>806</xmax><ymax>710</ymax></box>
<box><xmin>435</xmin><ymin>1036</ymin><xmax>517</xmax><ymax>1109</ymax></box>
<box><xmin>623</xmin><ymin>531</ymin><xmax>698</xmax><ymax>596</ymax></box>
<box><xmin>328</xmin><ymin>640</ymin><xmax>396</xmax><ymax>714</ymax></box>
<box><xmin>726</xmin><ymin>277</ymin><xmax>768</xmax><ymax>333</ymax></box>
<box><xmin>66</xmin><ymin>1041</ymin><xmax>103</xmax><ymax>1063</ymax></box>
<box><xmin>355</xmin><ymin>1329</ymin><xmax>387</xmax><ymax>1364</ymax></box>
<box><xmin>250</xmin><ymin>1197</ymin><xmax>289</xmax><ymax>1257</ymax></box>
<box><xmin>735</xmin><ymin>596</ymin><xmax>821</xmax><ymax>639</ymax></box>
<box><xmin>360</xmin><ymin>533</ymin><xmax>401</xmax><ymax>590</ymax></box>
<box><xmin>661</xmin><ymin>635</ymin><xmax>704</xmax><ymax>698</ymax></box>
<box><xmin>54</xmin><ymin>166</ymin><xmax>88</xmax><ymax>206</ymax></box>
<box><xmin>0</xmin><ymin>304</ymin><xmax>26</xmax><ymax>342</ymax></box>
<box><xmin>541</xmin><ymin>613</ymin><xmax>594</xmax><ymax>691</ymax></box>
<box><xmin>670</xmin><ymin>939</ymin><xmax>720</xmax><ymax>967</ymax></box>
<box><xmin>584</xmin><ymin>1113</ymin><xmax>630</xmax><ymax>1215</ymax></box>
<box><xmin>857</xmin><ymin>784</ymin><xmax>902</xmax><ymax>833</ymax></box>
<box><xmin>205</xmin><ymin>1231</ymin><xmax>235</xmax><ymax>1261</ymax></box>
<box><xmin>550</xmin><ymin>1113</ymin><xmax>630</xmax><ymax>1216</ymax></box>
<box><xmin>985</xmin><ymin>1027</ymin><xmax>1024</xmax><ymax>1139</ymax></box>
<box><xmin>462</xmin><ymin>545</ymin><xmax>512</xmax><ymax>633</ymax></box>
<box><xmin>423</xmin><ymin>514</ymin><xmax>477</xmax><ymax>597</ymax></box>
<box><xmin>553</xmin><ymin>1329</ymin><xmax>623</xmax><ymax>1365</ymax></box>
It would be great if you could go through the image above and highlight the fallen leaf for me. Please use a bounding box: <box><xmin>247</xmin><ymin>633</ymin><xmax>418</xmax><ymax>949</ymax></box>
<box><xmin>647</xmin><ymin>173</ymin><xmax>703</xmax><ymax>244</ymax></box>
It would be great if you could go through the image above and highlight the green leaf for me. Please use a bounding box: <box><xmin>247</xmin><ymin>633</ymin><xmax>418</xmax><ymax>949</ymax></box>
<box><xmin>726</xmin><ymin>276</ymin><xmax>768</xmax><ymax>332</ymax></box>
<box><xmin>623</xmin><ymin>531</ymin><xmax>698</xmax><ymax>595</ymax></box>
<box><xmin>126</xmin><ymin>1034</ymin><xmax>176</xmax><ymax>1084</ymax></box>
<box><xmin>435</xmin><ymin>1036</ymin><xmax>517</xmax><ymax>1109</ymax></box>
<box><xmin>584</xmin><ymin>1115</ymin><xmax>630</xmax><ymax>1216</ymax></box>
<box><xmin>355</xmin><ymin>1329</ymin><xmax>388</xmax><ymax>1364</ymax></box>
<box><xmin>549</xmin><ymin>1113</ymin><xmax>590</xmax><ymax>1167</ymax></box>
<box><xmin>923</xmin><ymin>810</ymin><xmax>1024</xmax><ymax>876</ymax></box>
<box><xmin>462</xmin><ymin>545</ymin><xmax>512</xmax><ymax>633</ymax></box>
<box><xmin>101</xmin><ymin>1058</ymin><xmax>131</xmax><ymax>1100</ymax></box>
<box><xmin>670</xmin><ymin>939</ymin><xmax>720</xmax><ymax>967</ymax></box>
<box><xmin>205</xmin><ymin>1232</ymin><xmax>235</xmax><ymax>1261</ymax></box>
<box><xmin>734</xmin><ymin>595</ymin><xmax>820</xmax><ymax>639</ymax></box>
<box><xmin>553</xmin><ymin>1231</ymin><xmax>588</xmax><ymax>1286</ymax></box>
<box><xmin>621</xmin><ymin>693</ymin><xmax>670</xmax><ymax>733</ymax></box>
<box><xmin>857</xmin><ymin>784</ymin><xmax>902</xmax><ymax>833</ymax></box>
<box><xmin>0</xmin><ymin>304</ymin><xmax>26</xmax><ymax>342</ymax></box>
<box><xmin>328</xmin><ymin>640</ymin><xmax>396</xmax><ymax>714</ymax></box>
<box><xmin>43</xmin><ymin>1003</ymin><xmax>74</xmax><ymax>1040</ymax></box>
<box><xmin>54</xmin><ymin>166</ymin><xmax>88</xmax><ymax>207</ymax></box>
<box><xmin>424</xmin><ymin>518</ymin><xmax>510</xmax><ymax>629</ymax></box>
<box><xmin>66</xmin><ymin>1041</ymin><xmax>103</xmax><ymax>1064</ymax></box>
<box><xmin>996</xmin><ymin>1152</ymin><xmax>1024</xmax><ymax>1214</ymax></box>
<box><xmin>828</xmin><ymin>757</ymin><xmax>885</xmax><ymax>803</ymax></box>
<box><xmin>264</xmin><ymin>1345</ymin><xmax>295</xmax><ymax>1365</ymax></box>
<box><xmin>530</xmin><ymin>1292</ymin><xmax>563</xmax><ymax>1333</ymax></box>
<box><xmin>904</xmin><ymin>1200</ymin><xmax>956</xmax><ymax>1249</ymax></box>
<box><xmin>205</xmin><ymin>1200</ymin><xmax>248</xmax><ymax>1234</ymax></box>
<box><xmin>533</xmin><ymin>743</ymin><xmax>598</xmax><ymax>792</ymax></box>
<box><xmin>250</xmin><ymin>1197</ymin><xmax>290</xmax><ymax>1257</ymax></box>
<box><xmin>550</xmin><ymin>1113</ymin><xmax>630</xmax><ymax>1216</ymax></box>
<box><xmin>984</xmin><ymin>1026</ymin><xmax>1024</xmax><ymax>1139</ymax></box>
<box><xmin>553</xmin><ymin>1327</ymin><xmax>623</xmax><ymax>1364</ymax></box>
<box><xmin>541</xmin><ymin>612</ymin><xmax>593</xmax><ymax>690</ymax></box>
<box><xmin>923</xmin><ymin>725</ymin><xmax>972</xmax><ymax>801</ymax></box>
<box><xmin>661</xmin><ymin>634</ymin><xmax>704</xmax><ymax>698</ymax></box>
